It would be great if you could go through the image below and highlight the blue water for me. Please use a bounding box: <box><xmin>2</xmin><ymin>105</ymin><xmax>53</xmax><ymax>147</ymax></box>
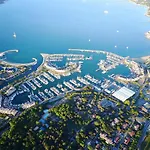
<box><xmin>0</xmin><ymin>0</ymin><xmax>150</xmax><ymax>62</ymax></box>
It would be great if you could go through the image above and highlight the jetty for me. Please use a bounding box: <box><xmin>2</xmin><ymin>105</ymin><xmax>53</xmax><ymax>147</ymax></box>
<box><xmin>41</xmin><ymin>52</ymin><xmax>82</xmax><ymax>61</ymax></box>
<box><xmin>0</xmin><ymin>58</ymin><xmax>37</xmax><ymax>67</ymax></box>
<box><xmin>0</xmin><ymin>49</ymin><xmax>18</xmax><ymax>57</ymax></box>
<box><xmin>68</xmin><ymin>48</ymin><xmax>107</xmax><ymax>54</ymax></box>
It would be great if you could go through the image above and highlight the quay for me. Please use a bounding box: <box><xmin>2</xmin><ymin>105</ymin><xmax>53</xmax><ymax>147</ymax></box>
<box><xmin>41</xmin><ymin>53</ymin><xmax>84</xmax><ymax>58</ymax></box>
<box><xmin>1</xmin><ymin>58</ymin><xmax>37</xmax><ymax>67</ymax></box>
<box><xmin>68</xmin><ymin>48</ymin><xmax>107</xmax><ymax>54</ymax></box>
<box><xmin>0</xmin><ymin>49</ymin><xmax>18</xmax><ymax>57</ymax></box>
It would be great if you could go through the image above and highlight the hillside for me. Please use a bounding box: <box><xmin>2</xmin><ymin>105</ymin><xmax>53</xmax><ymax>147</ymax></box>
<box><xmin>131</xmin><ymin>0</ymin><xmax>150</xmax><ymax>16</ymax></box>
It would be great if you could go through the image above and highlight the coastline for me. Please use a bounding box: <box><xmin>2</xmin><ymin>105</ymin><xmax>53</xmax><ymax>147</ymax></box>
<box><xmin>130</xmin><ymin>0</ymin><xmax>150</xmax><ymax>40</ymax></box>
<box><xmin>141</xmin><ymin>55</ymin><xmax>150</xmax><ymax>61</ymax></box>
<box><xmin>132</xmin><ymin>55</ymin><xmax>150</xmax><ymax>63</ymax></box>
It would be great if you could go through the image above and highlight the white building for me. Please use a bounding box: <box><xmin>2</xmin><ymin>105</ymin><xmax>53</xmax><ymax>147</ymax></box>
<box><xmin>112</xmin><ymin>86</ymin><xmax>135</xmax><ymax>102</ymax></box>
<box><xmin>0</xmin><ymin>107</ymin><xmax>18</xmax><ymax>116</ymax></box>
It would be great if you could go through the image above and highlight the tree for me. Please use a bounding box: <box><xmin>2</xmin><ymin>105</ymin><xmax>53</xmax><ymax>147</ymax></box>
<box><xmin>124</xmin><ymin>100</ymin><xmax>130</xmax><ymax>106</ymax></box>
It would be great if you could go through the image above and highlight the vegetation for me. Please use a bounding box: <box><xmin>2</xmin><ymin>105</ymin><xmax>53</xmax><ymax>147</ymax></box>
<box><xmin>0</xmin><ymin>105</ymin><xmax>43</xmax><ymax>150</ymax></box>
<box><xmin>0</xmin><ymin>113</ymin><xmax>9</xmax><ymax>118</ymax></box>
<box><xmin>0</xmin><ymin>87</ymin><xmax>145</xmax><ymax>149</ymax></box>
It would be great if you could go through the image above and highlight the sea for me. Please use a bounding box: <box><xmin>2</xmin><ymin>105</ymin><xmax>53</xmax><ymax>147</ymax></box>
<box><xmin>0</xmin><ymin>0</ymin><xmax>150</xmax><ymax>104</ymax></box>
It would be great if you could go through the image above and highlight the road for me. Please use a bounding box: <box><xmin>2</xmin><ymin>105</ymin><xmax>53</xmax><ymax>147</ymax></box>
<box><xmin>137</xmin><ymin>120</ymin><xmax>150</xmax><ymax>150</ymax></box>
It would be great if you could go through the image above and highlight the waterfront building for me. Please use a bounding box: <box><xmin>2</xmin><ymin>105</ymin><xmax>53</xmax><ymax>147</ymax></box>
<box><xmin>112</xmin><ymin>86</ymin><xmax>135</xmax><ymax>102</ymax></box>
<box><xmin>0</xmin><ymin>107</ymin><xmax>18</xmax><ymax>116</ymax></box>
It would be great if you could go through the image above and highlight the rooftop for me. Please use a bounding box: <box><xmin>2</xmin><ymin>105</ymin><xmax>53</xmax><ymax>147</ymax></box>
<box><xmin>112</xmin><ymin>86</ymin><xmax>135</xmax><ymax>102</ymax></box>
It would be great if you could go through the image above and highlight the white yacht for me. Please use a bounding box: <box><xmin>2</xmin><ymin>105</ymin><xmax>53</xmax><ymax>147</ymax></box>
<box><xmin>13</xmin><ymin>32</ymin><xmax>16</xmax><ymax>38</ymax></box>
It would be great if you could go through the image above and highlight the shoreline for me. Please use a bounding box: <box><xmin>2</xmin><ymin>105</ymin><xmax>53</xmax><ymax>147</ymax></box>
<box><xmin>133</xmin><ymin>55</ymin><xmax>150</xmax><ymax>60</ymax></box>
<box><xmin>129</xmin><ymin>0</ymin><xmax>150</xmax><ymax>40</ymax></box>
<box><xmin>132</xmin><ymin>55</ymin><xmax>150</xmax><ymax>63</ymax></box>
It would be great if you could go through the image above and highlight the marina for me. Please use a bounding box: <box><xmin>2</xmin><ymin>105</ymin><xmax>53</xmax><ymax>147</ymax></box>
<box><xmin>1</xmin><ymin>71</ymin><xmax>118</xmax><ymax>108</ymax></box>
<box><xmin>0</xmin><ymin>47</ymin><xmax>147</xmax><ymax>110</ymax></box>
<box><xmin>0</xmin><ymin>0</ymin><xmax>150</xmax><ymax>149</ymax></box>
<box><xmin>0</xmin><ymin>1</ymin><xmax>148</xmax><ymax>122</ymax></box>
<box><xmin>0</xmin><ymin>47</ymin><xmax>144</xmax><ymax>111</ymax></box>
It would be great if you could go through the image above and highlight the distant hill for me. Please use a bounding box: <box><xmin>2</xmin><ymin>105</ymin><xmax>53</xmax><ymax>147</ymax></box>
<box><xmin>131</xmin><ymin>0</ymin><xmax>150</xmax><ymax>15</ymax></box>
<box><xmin>131</xmin><ymin>0</ymin><xmax>150</xmax><ymax>6</ymax></box>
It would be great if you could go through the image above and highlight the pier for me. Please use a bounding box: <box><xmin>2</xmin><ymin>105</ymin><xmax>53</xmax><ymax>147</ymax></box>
<box><xmin>68</xmin><ymin>48</ymin><xmax>107</xmax><ymax>54</ymax></box>
<box><xmin>1</xmin><ymin>58</ymin><xmax>37</xmax><ymax>67</ymax></box>
<box><xmin>37</xmin><ymin>75</ymin><xmax>49</xmax><ymax>85</ymax></box>
<box><xmin>68</xmin><ymin>48</ymin><xmax>124</xmax><ymax>60</ymax></box>
<box><xmin>63</xmin><ymin>81</ymin><xmax>75</xmax><ymax>90</ymax></box>
<box><xmin>42</xmin><ymin>72</ymin><xmax>55</xmax><ymax>82</ymax></box>
<box><xmin>0</xmin><ymin>49</ymin><xmax>18</xmax><ymax>57</ymax></box>
<box><xmin>50</xmin><ymin>87</ymin><xmax>61</xmax><ymax>96</ymax></box>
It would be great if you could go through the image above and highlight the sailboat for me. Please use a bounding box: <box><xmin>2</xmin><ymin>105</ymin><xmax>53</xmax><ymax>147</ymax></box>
<box><xmin>13</xmin><ymin>32</ymin><xmax>16</xmax><ymax>38</ymax></box>
<box><xmin>104</xmin><ymin>10</ymin><xmax>109</xmax><ymax>14</ymax></box>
